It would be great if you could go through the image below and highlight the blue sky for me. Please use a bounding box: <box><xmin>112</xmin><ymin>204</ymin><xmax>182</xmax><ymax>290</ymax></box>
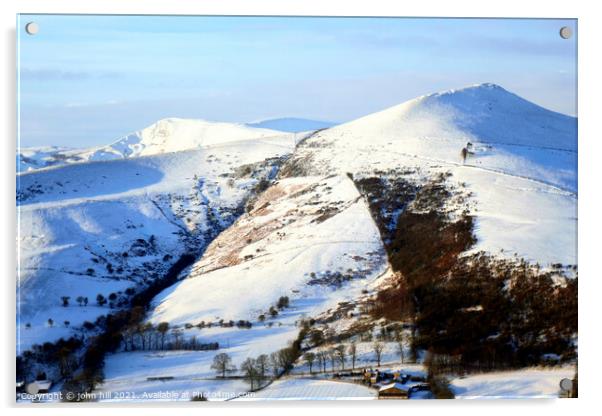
<box><xmin>18</xmin><ymin>15</ymin><xmax>577</xmax><ymax>147</ymax></box>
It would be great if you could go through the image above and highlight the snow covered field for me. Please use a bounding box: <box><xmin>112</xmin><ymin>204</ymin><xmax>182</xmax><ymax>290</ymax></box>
<box><xmin>99</xmin><ymin>322</ymin><xmax>299</xmax><ymax>400</ymax></box>
<box><xmin>97</xmin><ymin>350</ymin><xmax>249</xmax><ymax>401</ymax></box>
<box><xmin>450</xmin><ymin>366</ymin><xmax>576</xmax><ymax>399</ymax></box>
<box><xmin>236</xmin><ymin>377</ymin><xmax>376</xmax><ymax>401</ymax></box>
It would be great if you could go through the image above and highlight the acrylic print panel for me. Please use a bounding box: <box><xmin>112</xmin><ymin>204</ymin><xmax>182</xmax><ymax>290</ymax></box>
<box><xmin>16</xmin><ymin>15</ymin><xmax>577</xmax><ymax>402</ymax></box>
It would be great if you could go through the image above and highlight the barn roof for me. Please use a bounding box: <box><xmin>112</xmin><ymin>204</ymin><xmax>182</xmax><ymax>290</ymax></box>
<box><xmin>35</xmin><ymin>380</ymin><xmax>52</xmax><ymax>390</ymax></box>
<box><xmin>378</xmin><ymin>382</ymin><xmax>409</xmax><ymax>392</ymax></box>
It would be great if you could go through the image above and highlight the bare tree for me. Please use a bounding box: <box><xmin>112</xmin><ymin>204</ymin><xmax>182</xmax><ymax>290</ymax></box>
<box><xmin>328</xmin><ymin>349</ymin><xmax>337</xmax><ymax>372</ymax></box>
<box><xmin>269</xmin><ymin>352</ymin><xmax>280</xmax><ymax>377</ymax></box>
<box><xmin>348</xmin><ymin>342</ymin><xmax>357</xmax><ymax>370</ymax></box>
<box><xmin>143</xmin><ymin>323</ymin><xmax>154</xmax><ymax>350</ymax></box>
<box><xmin>316</xmin><ymin>351</ymin><xmax>327</xmax><ymax>373</ymax></box>
<box><xmin>241</xmin><ymin>358</ymin><xmax>261</xmax><ymax>390</ymax></box>
<box><xmin>303</xmin><ymin>352</ymin><xmax>316</xmax><ymax>374</ymax></box>
<box><xmin>123</xmin><ymin>326</ymin><xmax>135</xmax><ymax>351</ymax></box>
<box><xmin>256</xmin><ymin>354</ymin><xmax>269</xmax><ymax>379</ymax></box>
<box><xmin>171</xmin><ymin>328</ymin><xmax>183</xmax><ymax>350</ymax></box>
<box><xmin>136</xmin><ymin>323</ymin><xmax>152</xmax><ymax>350</ymax></box>
<box><xmin>157</xmin><ymin>322</ymin><xmax>169</xmax><ymax>350</ymax></box>
<box><xmin>334</xmin><ymin>345</ymin><xmax>346</xmax><ymax>370</ymax></box>
<box><xmin>211</xmin><ymin>353</ymin><xmax>236</xmax><ymax>378</ymax></box>
<box><xmin>276</xmin><ymin>347</ymin><xmax>297</xmax><ymax>373</ymax></box>
<box><xmin>373</xmin><ymin>342</ymin><xmax>384</xmax><ymax>367</ymax></box>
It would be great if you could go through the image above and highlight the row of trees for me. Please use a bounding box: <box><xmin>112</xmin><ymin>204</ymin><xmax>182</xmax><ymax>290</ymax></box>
<box><xmin>121</xmin><ymin>321</ymin><xmax>218</xmax><ymax>352</ymax></box>
<box><xmin>210</xmin><ymin>320</ymin><xmax>309</xmax><ymax>390</ymax></box>
<box><xmin>211</xmin><ymin>337</ymin><xmax>408</xmax><ymax>390</ymax></box>
<box><xmin>210</xmin><ymin>345</ymin><xmax>300</xmax><ymax>390</ymax></box>
<box><xmin>60</xmin><ymin>294</ymin><xmax>124</xmax><ymax>308</ymax></box>
<box><xmin>210</xmin><ymin>353</ymin><xmax>269</xmax><ymax>390</ymax></box>
<box><xmin>211</xmin><ymin>347</ymin><xmax>299</xmax><ymax>379</ymax></box>
<box><xmin>301</xmin><ymin>339</ymin><xmax>405</xmax><ymax>373</ymax></box>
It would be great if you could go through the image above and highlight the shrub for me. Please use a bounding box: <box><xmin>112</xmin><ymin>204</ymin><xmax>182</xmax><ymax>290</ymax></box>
<box><xmin>277</xmin><ymin>296</ymin><xmax>290</xmax><ymax>309</ymax></box>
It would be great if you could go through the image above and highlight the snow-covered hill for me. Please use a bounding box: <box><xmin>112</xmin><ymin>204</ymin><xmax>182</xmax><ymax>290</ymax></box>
<box><xmin>17</xmin><ymin>118</ymin><xmax>288</xmax><ymax>172</ymax></box>
<box><xmin>17</xmin><ymin>129</ymin><xmax>297</xmax><ymax>352</ymax></box>
<box><xmin>284</xmin><ymin>83</ymin><xmax>577</xmax><ymax>265</ymax></box>
<box><xmin>18</xmin><ymin>146</ymin><xmax>78</xmax><ymax>173</ymax></box>
<box><xmin>96</xmin><ymin>118</ymin><xmax>286</xmax><ymax>160</ymax></box>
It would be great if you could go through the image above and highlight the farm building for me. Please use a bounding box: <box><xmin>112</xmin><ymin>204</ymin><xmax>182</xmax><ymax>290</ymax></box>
<box><xmin>378</xmin><ymin>382</ymin><xmax>410</xmax><ymax>399</ymax></box>
<box><xmin>36</xmin><ymin>380</ymin><xmax>52</xmax><ymax>393</ymax></box>
<box><xmin>26</xmin><ymin>380</ymin><xmax>52</xmax><ymax>394</ymax></box>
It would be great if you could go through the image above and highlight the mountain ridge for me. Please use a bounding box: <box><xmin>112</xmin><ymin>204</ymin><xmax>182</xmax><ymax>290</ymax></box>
<box><xmin>17</xmin><ymin>119</ymin><xmax>290</xmax><ymax>173</ymax></box>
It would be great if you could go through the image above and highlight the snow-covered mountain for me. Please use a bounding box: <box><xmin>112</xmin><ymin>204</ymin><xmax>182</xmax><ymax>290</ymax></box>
<box><xmin>93</xmin><ymin>84</ymin><xmax>577</xmax><ymax>399</ymax></box>
<box><xmin>17</xmin><ymin>123</ymin><xmax>298</xmax><ymax>352</ymax></box>
<box><xmin>145</xmin><ymin>83</ymin><xmax>577</xmax><ymax>325</ymax></box>
<box><xmin>17</xmin><ymin>83</ymin><xmax>577</xmax><ymax>401</ymax></box>
<box><xmin>97</xmin><ymin>118</ymin><xmax>286</xmax><ymax>159</ymax></box>
<box><xmin>284</xmin><ymin>82</ymin><xmax>577</xmax><ymax>264</ymax></box>
<box><xmin>247</xmin><ymin>117</ymin><xmax>337</xmax><ymax>133</ymax></box>
<box><xmin>17</xmin><ymin>118</ymin><xmax>287</xmax><ymax>172</ymax></box>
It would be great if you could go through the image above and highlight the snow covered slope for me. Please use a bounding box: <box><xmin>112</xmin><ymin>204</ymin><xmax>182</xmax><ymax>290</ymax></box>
<box><xmin>148</xmin><ymin>174</ymin><xmax>386</xmax><ymax>326</ymax></box>
<box><xmin>17</xmin><ymin>133</ymin><xmax>295</xmax><ymax>352</ymax></box>
<box><xmin>284</xmin><ymin>83</ymin><xmax>577</xmax><ymax>265</ymax></box>
<box><xmin>236</xmin><ymin>377</ymin><xmax>376</xmax><ymax>401</ymax></box>
<box><xmin>450</xmin><ymin>366</ymin><xmax>576</xmax><ymax>399</ymax></box>
<box><xmin>17</xmin><ymin>118</ymin><xmax>288</xmax><ymax>172</ymax></box>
